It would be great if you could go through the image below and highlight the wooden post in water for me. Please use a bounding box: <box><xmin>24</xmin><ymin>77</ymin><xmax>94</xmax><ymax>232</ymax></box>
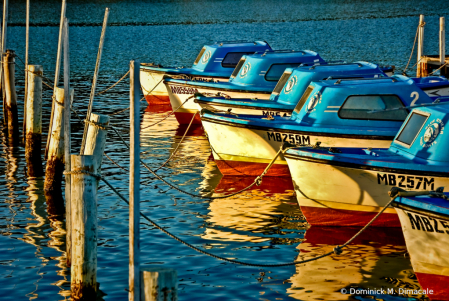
<box><xmin>44</xmin><ymin>87</ymin><xmax>65</xmax><ymax>194</ymax></box>
<box><xmin>140</xmin><ymin>267</ymin><xmax>178</xmax><ymax>301</ymax></box>
<box><xmin>4</xmin><ymin>49</ymin><xmax>19</xmax><ymax>144</ymax></box>
<box><xmin>83</xmin><ymin>113</ymin><xmax>109</xmax><ymax>170</ymax></box>
<box><xmin>440</xmin><ymin>17</ymin><xmax>446</xmax><ymax>77</ymax></box>
<box><xmin>80</xmin><ymin>7</ymin><xmax>110</xmax><ymax>155</ymax></box>
<box><xmin>417</xmin><ymin>14</ymin><xmax>425</xmax><ymax>77</ymax></box>
<box><xmin>23</xmin><ymin>0</ymin><xmax>30</xmax><ymax>141</ymax></box>
<box><xmin>63</xmin><ymin>17</ymin><xmax>72</xmax><ymax>267</ymax></box>
<box><xmin>70</xmin><ymin>155</ymin><xmax>98</xmax><ymax>301</ymax></box>
<box><xmin>129</xmin><ymin>60</ymin><xmax>141</xmax><ymax>301</ymax></box>
<box><xmin>46</xmin><ymin>0</ymin><xmax>66</xmax><ymax>158</ymax></box>
<box><xmin>1</xmin><ymin>0</ymin><xmax>8</xmax><ymax>124</ymax></box>
<box><xmin>25</xmin><ymin>65</ymin><xmax>43</xmax><ymax>177</ymax></box>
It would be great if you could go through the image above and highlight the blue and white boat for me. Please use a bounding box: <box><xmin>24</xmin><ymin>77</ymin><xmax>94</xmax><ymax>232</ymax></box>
<box><xmin>200</xmin><ymin>76</ymin><xmax>445</xmax><ymax>177</ymax></box>
<box><xmin>140</xmin><ymin>41</ymin><xmax>272</xmax><ymax>105</ymax></box>
<box><xmin>284</xmin><ymin>105</ymin><xmax>449</xmax><ymax>228</ymax></box>
<box><xmin>392</xmin><ymin>189</ymin><xmax>449</xmax><ymax>300</ymax></box>
<box><xmin>195</xmin><ymin>63</ymin><xmax>449</xmax><ymax>118</ymax></box>
<box><xmin>164</xmin><ymin>50</ymin><xmax>325</xmax><ymax>124</ymax></box>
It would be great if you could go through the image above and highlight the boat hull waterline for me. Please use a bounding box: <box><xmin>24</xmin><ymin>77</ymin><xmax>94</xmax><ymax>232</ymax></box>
<box><xmin>285</xmin><ymin>155</ymin><xmax>449</xmax><ymax>227</ymax></box>
<box><xmin>202</xmin><ymin>117</ymin><xmax>392</xmax><ymax>177</ymax></box>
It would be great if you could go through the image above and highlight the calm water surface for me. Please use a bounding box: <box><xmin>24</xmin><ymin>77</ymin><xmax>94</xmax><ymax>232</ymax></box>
<box><xmin>2</xmin><ymin>0</ymin><xmax>449</xmax><ymax>300</ymax></box>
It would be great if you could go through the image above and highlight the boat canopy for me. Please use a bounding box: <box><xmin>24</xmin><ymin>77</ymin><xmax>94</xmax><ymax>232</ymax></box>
<box><xmin>228</xmin><ymin>50</ymin><xmax>325</xmax><ymax>87</ymax></box>
<box><xmin>141</xmin><ymin>41</ymin><xmax>272</xmax><ymax>77</ymax></box>
<box><xmin>291</xmin><ymin>75</ymin><xmax>434</xmax><ymax>128</ymax></box>
<box><xmin>271</xmin><ymin>62</ymin><xmax>387</xmax><ymax>104</ymax></box>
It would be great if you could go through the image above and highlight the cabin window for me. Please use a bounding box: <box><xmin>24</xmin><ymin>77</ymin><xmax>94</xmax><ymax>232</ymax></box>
<box><xmin>222</xmin><ymin>52</ymin><xmax>254</xmax><ymax>68</ymax></box>
<box><xmin>272</xmin><ymin>71</ymin><xmax>292</xmax><ymax>95</ymax></box>
<box><xmin>265</xmin><ymin>63</ymin><xmax>301</xmax><ymax>81</ymax></box>
<box><xmin>194</xmin><ymin>47</ymin><xmax>206</xmax><ymax>65</ymax></box>
<box><xmin>339</xmin><ymin>95</ymin><xmax>408</xmax><ymax>121</ymax></box>
<box><xmin>230</xmin><ymin>58</ymin><xmax>246</xmax><ymax>79</ymax></box>
<box><xmin>293</xmin><ymin>85</ymin><xmax>314</xmax><ymax>114</ymax></box>
<box><xmin>395</xmin><ymin>112</ymin><xmax>429</xmax><ymax>146</ymax></box>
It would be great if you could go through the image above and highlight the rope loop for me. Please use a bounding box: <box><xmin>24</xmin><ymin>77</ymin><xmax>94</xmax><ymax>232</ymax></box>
<box><xmin>333</xmin><ymin>246</ymin><xmax>343</xmax><ymax>255</ymax></box>
<box><xmin>64</xmin><ymin>170</ymin><xmax>102</xmax><ymax>180</ymax></box>
<box><xmin>84</xmin><ymin>119</ymin><xmax>110</xmax><ymax>130</ymax></box>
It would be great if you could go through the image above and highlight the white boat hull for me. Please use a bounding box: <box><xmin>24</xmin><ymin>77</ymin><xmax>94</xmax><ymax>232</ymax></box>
<box><xmin>285</xmin><ymin>156</ymin><xmax>449</xmax><ymax>227</ymax></box>
<box><xmin>201</xmin><ymin>117</ymin><xmax>392</xmax><ymax>177</ymax></box>
<box><xmin>395</xmin><ymin>207</ymin><xmax>449</xmax><ymax>300</ymax></box>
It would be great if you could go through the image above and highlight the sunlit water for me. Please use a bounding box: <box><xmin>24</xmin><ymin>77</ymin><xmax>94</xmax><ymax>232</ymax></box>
<box><xmin>2</xmin><ymin>0</ymin><xmax>449</xmax><ymax>300</ymax></box>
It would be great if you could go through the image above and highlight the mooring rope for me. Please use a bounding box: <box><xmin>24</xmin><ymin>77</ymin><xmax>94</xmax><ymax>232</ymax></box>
<box><xmin>154</xmin><ymin>112</ymin><xmax>198</xmax><ymax>172</ymax></box>
<box><xmin>95</xmin><ymin>70</ymin><xmax>130</xmax><ymax>96</ymax></box>
<box><xmin>140</xmin><ymin>96</ymin><xmax>194</xmax><ymax>130</ymax></box>
<box><xmin>402</xmin><ymin>22</ymin><xmax>423</xmax><ymax>75</ymax></box>
<box><xmin>63</xmin><ymin>168</ymin><xmax>399</xmax><ymax>267</ymax></box>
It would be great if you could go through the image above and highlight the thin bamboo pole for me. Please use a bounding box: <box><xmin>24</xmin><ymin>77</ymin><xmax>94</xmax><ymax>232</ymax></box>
<box><xmin>4</xmin><ymin>49</ymin><xmax>18</xmax><ymax>145</ymax></box>
<box><xmin>1</xmin><ymin>0</ymin><xmax>8</xmax><ymax>125</ymax></box>
<box><xmin>440</xmin><ymin>17</ymin><xmax>445</xmax><ymax>65</ymax></box>
<box><xmin>79</xmin><ymin>7</ymin><xmax>110</xmax><ymax>155</ymax></box>
<box><xmin>129</xmin><ymin>60</ymin><xmax>141</xmax><ymax>301</ymax></box>
<box><xmin>417</xmin><ymin>14</ymin><xmax>425</xmax><ymax>77</ymax></box>
<box><xmin>45</xmin><ymin>0</ymin><xmax>66</xmax><ymax>158</ymax></box>
<box><xmin>23</xmin><ymin>0</ymin><xmax>30</xmax><ymax>141</ymax></box>
<box><xmin>63</xmin><ymin>17</ymin><xmax>72</xmax><ymax>267</ymax></box>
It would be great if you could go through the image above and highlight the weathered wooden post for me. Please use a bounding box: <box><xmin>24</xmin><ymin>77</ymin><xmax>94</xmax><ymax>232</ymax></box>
<box><xmin>25</xmin><ymin>65</ymin><xmax>43</xmax><ymax>177</ymax></box>
<box><xmin>417</xmin><ymin>14</ymin><xmax>425</xmax><ymax>77</ymax></box>
<box><xmin>45</xmin><ymin>0</ymin><xmax>66</xmax><ymax>157</ymax></box>
<box><xmin>4</xmin><ymin>49</ymin><xmax>19</xmax><ymax>144</ymax></box>
<box><xmin>80</xmin><ymin>7</ymin><xmax>110</xmax><ymax>155</ymax></box>
<box><xmin>440</xmin><ymin>17</ymin><xmax>446</xmax><ymax>77</ymax></box>
<box><xmin>1</xmin><ymin>0</ymin><xmax>8</xmax><ymax>124</ymax></box>
<box><xmin>129</xmin><ymin>60</ymin><xmax>141</xmax><ymax>301</ymax></box>
<box><xmin>83</xmin><ymin>113</ymin><xmax>110</xmax><ymax>170</ymax></box>
<box><xmin>23</xmin><ymin>0</ymin><xmax>30</xmax><ymax>140</ymax></box>
<box><xmin>44</xmin><ymin>87</ymin><xmax>65</xmax><ymax>193</ymax></box>
<box><xmin>63</xmin><ymin>17</ymin><xmax>72</xmax><ymax>267</ymax></box>
<box><xmin>140</xmin><ymin>267</ymin><xmax>178</xmax><ymax>301</ymax></box>
<box><xmin>70</xmin><ymin>154</ymin><xmax>98</xmax><ymax>301</ymax></box>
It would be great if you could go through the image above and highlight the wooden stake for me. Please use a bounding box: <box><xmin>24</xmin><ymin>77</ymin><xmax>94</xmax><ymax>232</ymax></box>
<box><xmin>45</xmin><ymin>0</ymin><xmax>66</xmax><ymax>158</ymax></box>
<box><xmin>44</xmin><ymin>87</ymin><xmax>65</xmax><ymax>194</ymax></box>
<box><xmin>129</xmin><ymin>60</ymin><xmax>141</xmax><ymax>301</ymax></box>
<box><xmin>140</xmin><ymin>267</ymin><xmax>178</xmax><ymax>301</ymax></box>
<box><xmin>80</xmin><ymin>7</ymin><xmax>110</xmax><ymax>154</ymax></box>
<box><xmin>4</xmin><ymin>49</ymin><xmax>18</xmax><ymax>145</ymax></box>
<box><xmin>417</xmin><ymin>15</ymin><xmax>425</xmax><ymax>77</ymax></box>
<box><xmin>25</xmin><ymin>65</ymin><xmax>43</xmax><ymax>177</ymax></box>
<box><xmin>23</xmin><ymin>0</ymin><xmax>30</xmax><ymax>141</ymax></box>
<box><xmin>83</xmin><ymin>113</ymin><xmax>109</xmax><ymax>170</ymax></box>
<box><xmin>1</xmin><ymin>0</ymin><xmax>8</xmax><ymax>125</ymax></box>
<box><xmin>70</xmin><ymin>155</ymin><xmax>98</xmax><ymax>301</ymax></box>
<box><xmin>63</xmin><ymin>17</ymin><xmax>72</xmax><ymax>268</ymax></box>
<box><xmin>440</xmin><ymin>17</ymin><xmax>445</xmax><ymax>66</ymax></box>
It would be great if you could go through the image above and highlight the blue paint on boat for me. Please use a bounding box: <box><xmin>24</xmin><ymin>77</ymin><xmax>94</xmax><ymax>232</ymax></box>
<box><xmin>165</xmin><ymin>50</ymin><xmax>325</xmax><ymax>92</ymax></box>
<box><xmin>141</xmin><ymin>41</ymin><xmax>272</xmax><ymax>77</ymax></box>
<box><xmin>393</xmin><ymin>193</ymin><xmax>449</xmax><ymax>217</ymax></box>
<box><xmin>284</xmin><ymin>105</ymin><xmax>449</xmax><ymax>175</ymax></box>
<box><xmin>201</xmin><ymin>76</ymin><xmax>448</xmax><ymax>140</ymax></box>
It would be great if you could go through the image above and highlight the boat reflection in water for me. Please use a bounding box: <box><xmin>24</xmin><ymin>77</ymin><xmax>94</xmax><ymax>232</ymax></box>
<box><xmin>288</xmin><ymin>226</ymin><xmax>428</xmax><ymax>300</ymax></box>
<box><xmin>201</xmin><ymin>175</ymin><xmax>300</xmax><ymax>243</ymax></box>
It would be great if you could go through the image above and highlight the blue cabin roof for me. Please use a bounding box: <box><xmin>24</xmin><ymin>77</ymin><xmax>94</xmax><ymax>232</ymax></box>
<box><xmin>201</xmin><ymin>76</ymin><xmax>448</xmax><ymax>139</ymax></box>
<box><xmin>141</xmin><ymin>41</ymin><xmax>272</xmax><ymax>77</ymax></box>
<box><xmin>271</xmin><ymin>62</ymin><xmax>387</xmax><ymax>104</ymax></box>
<box><xmin>165</xmin><ymin>50</ymin><xmax>325</xmax><ymax>92</ymax></box>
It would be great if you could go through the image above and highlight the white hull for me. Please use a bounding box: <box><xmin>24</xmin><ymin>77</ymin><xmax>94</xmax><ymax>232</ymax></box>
<box><xmin>196</xmin><ymin>102</ymin><xmax>292</xmax><ymax>118</ymax></box>
<box><xmin>395</xmin><ymin>207</ymin><xmax>449</xmax><ymax>299</ymax></box>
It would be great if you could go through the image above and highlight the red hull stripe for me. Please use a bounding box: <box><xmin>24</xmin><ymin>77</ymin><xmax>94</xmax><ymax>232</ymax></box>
<box><xmin>174</xmin><ymin>112</ymin><xmax>202</xmax><ymax>125</ymax></box>
<box><xmin>214</xmin><ymin>159</ymin><xmax>291</xmax><ymax>177</ymax></box>
<box><xmin>415</xmin><ymin>272</ymin><xmax>449</xmax><ymax>300</ymax></box>
<box><xmin>300</xmin><ymin>206</ymin><xmax>401</xmax><ymax>227</ymax></box>
<box><xmin>145</xmin><ymin>95</ymin><xmax>170</xmax><ymax>105</ymax></box>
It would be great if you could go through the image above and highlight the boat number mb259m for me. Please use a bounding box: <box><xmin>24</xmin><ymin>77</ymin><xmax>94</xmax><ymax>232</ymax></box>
<box><xmin>266</xmin><ymin>132</ymin><xmax>310</xmax><ymax>145</ymax></box>
<box><xmin>377</xmin><ymin>173</ymin><xmax>435</xmax><ymax>190</ymax></box>
<box><xmin>407</xmin><ymin>212</ymin><xmax>449</xmax><ymax>234</ymax></box>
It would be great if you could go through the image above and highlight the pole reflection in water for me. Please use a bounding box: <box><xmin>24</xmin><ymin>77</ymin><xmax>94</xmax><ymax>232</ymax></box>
<box><xmin>288</xmin><ymin>226</ymin><xmax>428</xmax><ymax>300</ymax></box>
